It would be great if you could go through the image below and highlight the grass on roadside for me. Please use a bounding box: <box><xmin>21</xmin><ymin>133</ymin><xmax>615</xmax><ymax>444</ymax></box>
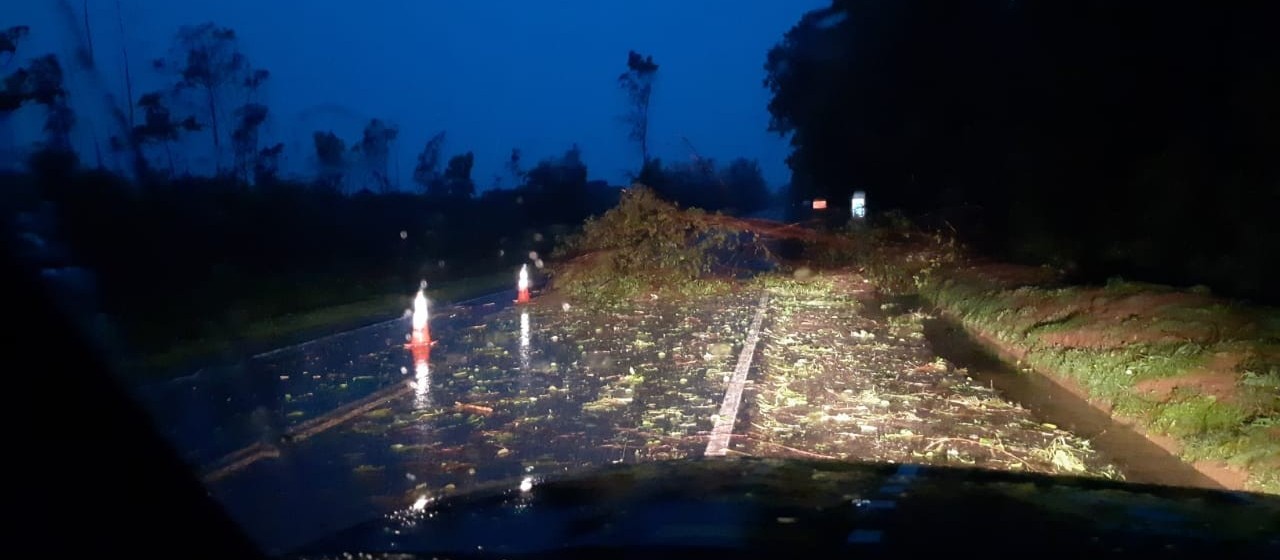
<box><xmin>852</xmin><ymin>232</ymin><xmax>1280</xmax><ymax>495</ymax></box>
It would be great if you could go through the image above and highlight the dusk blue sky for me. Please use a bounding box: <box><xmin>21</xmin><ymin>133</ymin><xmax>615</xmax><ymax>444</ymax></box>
<box><xmin>1</xmin><ymin>1</ymin><xmax>827</xmax><ymax>189</ymax></box>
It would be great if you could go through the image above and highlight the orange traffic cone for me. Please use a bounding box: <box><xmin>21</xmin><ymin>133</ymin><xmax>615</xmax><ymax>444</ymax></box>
<box><xmin>516</xmin><ymin>264</ymin><xmax>531</xmax><ymax>304</ymax></box>
<box><xmin>411</xmin><ymin>336</ymin><xmax>431</xmax><ymax>364</ymax></box>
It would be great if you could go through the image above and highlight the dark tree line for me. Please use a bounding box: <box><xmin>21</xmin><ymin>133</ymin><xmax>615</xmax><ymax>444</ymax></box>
<box><xmin>2</xmin><ymin>20</ymin><xmax>778</xmax><ymax>359</ymax></box>
<box><xmin>766</xmin><ymin>0</ymin><xmax>1280</xmax><ymax>301</ymax></box>
<box><xmin>637</xmin><ymin>156</ymin><xmax>772</xmax><ymax>215</ymax></box>
<box><xmin>7</xmin><ymin>147</ymin><xmax>619</xmax><ymax>358</ymax></box>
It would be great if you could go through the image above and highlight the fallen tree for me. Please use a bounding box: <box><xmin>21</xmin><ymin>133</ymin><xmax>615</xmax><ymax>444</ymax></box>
<box><xmin>549</xmin><ymin>186</ymin><xmax>777</xmax><ymax>304</ymax></box>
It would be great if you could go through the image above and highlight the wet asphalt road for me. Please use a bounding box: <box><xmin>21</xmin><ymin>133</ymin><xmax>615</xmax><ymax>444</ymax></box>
<box><xmin>132</xmin><ymin>289</ymin><xmax>763</xmax><ymax>554</ymax></box>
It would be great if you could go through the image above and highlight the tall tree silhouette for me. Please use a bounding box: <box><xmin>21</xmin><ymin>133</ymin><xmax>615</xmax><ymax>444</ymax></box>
<box><xmin>440</xmin><ymin>152</ymin><xmax>475</xmax><ymax>198</ymax></box>
<box><xmin>506</xmin><ymin>147</ymin><xmax>524</xmax><ymax>186</ymax></box>
<box><xmin>353</xmin><ymin>118</ymin><xmax>399</xmax><ymax>192</ymax></box>
<box><xmin>618</xmin><ymin>50</ymin><xmax>658</xmax><ymax>168</ymax></box>
<box><xmin>134</xmin><ymin>90</ymin><xmax>199</xmax><ymax>175</ymax></box>
<box><xmin>413</xmin><ymin>131</ymin><xmax>447</xmax><ymax>193</ymax></box>
<box><xmin>313</xmin><ymin>130</ymin><xmax>346</xmax><ymax>191</ymax></box>
<box><xmin>155</xmin><ymin>23</ymin><xmax>253</xmax><ymax>173</ymax></box>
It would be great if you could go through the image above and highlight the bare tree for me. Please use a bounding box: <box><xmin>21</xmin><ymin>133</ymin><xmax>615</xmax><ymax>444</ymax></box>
<box><xmin>353</xmin><ymin>118</ymin><xmax>398</xmax><ymax>192</ymax></box>
<box><xmin>134</xmin><ymin>90</ymin><xmax>200</xmax><ymax>176</ymax></box>
<box><xmin>412</xmin><ymin>131</ymin><xmax>447</xmax><ymax>192</ymax></box>
<box><xmin>230</xmin><ymin>67</ymin><xmax>270</xmax><ymax>183</ymax></box>
<box><xmin>313</xmin><ymin>130</ymin><xmax>346</xmax><ymax>190</ymax></box>
<box><xmin>440</xmin><ymin>152</ymin><xmax>475</xmax><ymax>198</ymax></box>
<box><xmin>155</xmin><ymin>23</ymin><xmax>251</xmax><ymax>173</ymax></box>
<box><xmin>231</xmin><ymin>102</ymin><xmax>267</xmax><ymax>182</ymax></box>
<box><xmin>618</xmin><ymin>50</ymin><xmax>659</xmax><ymax>167</ymax></box>
<box><xmin>506</xmin><ymin>147</ymin><xmax>523</xmax><ymax>186</ymax></box>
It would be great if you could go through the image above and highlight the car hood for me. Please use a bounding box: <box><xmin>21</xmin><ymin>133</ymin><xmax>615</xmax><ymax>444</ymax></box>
<box><xmin>295</xmin><ymin>458</ymin><xmax>1280</xmax><ymax>558</ymax></box>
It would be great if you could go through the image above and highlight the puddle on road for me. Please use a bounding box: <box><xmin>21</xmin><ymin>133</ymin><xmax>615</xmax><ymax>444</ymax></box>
<box><xmin>148</xmin><ymin>273</ymin><xmax>1219</xmax><ymax>554</ymax></box>
<box><xmin>863</xmin><ymin>292</ymin><xmax>1217</xmax><ymax>489</ymax></box>
<box><xmin>206</xmin><ymin>291</ymin><xmax>761</xmax><ymax>553</ymax></box>
<box><xmin>134</xmin><ymin>295</ymin><xmax>514</xmax><ymax>468</ymax></box>
<box><xmin>922</xmin><ymin>315</ymin><xmax>1221</xmax><ymax>490</ymax></box>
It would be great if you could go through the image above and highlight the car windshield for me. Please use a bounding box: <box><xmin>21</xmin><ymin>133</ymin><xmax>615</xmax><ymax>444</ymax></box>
<box><xmin>3</xmin><ymin>1</ymin><xmax>1278</xmax><ymax>556</ymax></box>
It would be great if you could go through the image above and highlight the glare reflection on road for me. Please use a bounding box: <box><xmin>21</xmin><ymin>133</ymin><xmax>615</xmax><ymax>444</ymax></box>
<box><xmin>412</xmin><ymin>345</ymin><xmax>430</xmax><ymax>410</ymax></box>
<box><xmin>199</xmin><ymin>290</ymin><xmax>758</xmax><ymax>552</ymax></box>
<box><xmin>417</xmin><ymin>355</ymin><xmax>432</xmax><ymax>409</ymax></box>
<box><xmin>519</xmin><ymin>311</ymin><xmax>531</xmax><ymax>370</ymax></box>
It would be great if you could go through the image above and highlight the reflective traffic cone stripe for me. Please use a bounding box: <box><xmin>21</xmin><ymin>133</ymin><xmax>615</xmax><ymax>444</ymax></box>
<box><xmin>411</xmin><ymin>338</ymin><xmax>431</xmax><ymax>362</ymax></box>
<box><xmin>517</xmin><ymin>264</ymin><xmax>531</xmax><ymax>304</ymax></box>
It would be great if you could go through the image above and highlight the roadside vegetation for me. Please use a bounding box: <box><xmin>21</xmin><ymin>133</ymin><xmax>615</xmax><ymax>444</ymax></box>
<box><xmin>846</xmin><ymin>225</ymin><xmax>1280</xmax><ymax>494</ymax></box>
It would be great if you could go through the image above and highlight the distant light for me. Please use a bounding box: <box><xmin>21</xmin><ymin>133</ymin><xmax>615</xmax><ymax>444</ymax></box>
<box><xmin>519</xmin><ymin>477</ymin><xmax>534</xmax><ymax>493</ymax></box>
<box><xmin>518</xmin><ymin>264</ymin><xmax>530</xmax><ymax>291</ymax></box>
<box><xmin>399</xmin><ymin>230</ymin><xmax>408</xmax><ymax>239</ymax></box>
<box><xmin>812</xmin><ymin>199</ymin><xmax>828</xmax><ymax>210</ymax></box>
<box><xmin>528</xmin><ymin>251</ymin><xmax>538</xmax><ymax>261</ymax></box>
<box><xmin>851</xmin><ymin>191</ymin><xmax>867</xmax><ymax>219</ymax></box>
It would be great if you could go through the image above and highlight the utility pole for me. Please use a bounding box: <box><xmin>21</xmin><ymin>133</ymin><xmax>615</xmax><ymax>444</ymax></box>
<box><xmin>115</xmin><ymin>0</ymin><xmax>135</xmax><ymax>127</ymax></box>
<box><xmin>82</xmin><ymin>0</ymin><xmax>95</xmax><ymax>65</ymax></box>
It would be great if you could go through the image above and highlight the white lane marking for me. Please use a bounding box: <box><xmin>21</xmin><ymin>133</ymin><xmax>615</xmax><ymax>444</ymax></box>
<box><xmin>704</xmin><ymin>292</ymin><xmax>770</xmax><ymax>457</ymax></box>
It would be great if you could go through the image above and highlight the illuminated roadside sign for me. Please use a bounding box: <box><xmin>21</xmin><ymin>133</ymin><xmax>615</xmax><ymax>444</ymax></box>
<box><xmin>851</xmin><ymin>191</ymin><xmax>867</xmax><ymax>219</ymax></box>
<box><xmin>812</xmin><ymin>199</ymin><xmax>828</xmax><ymax>210</ymax></box>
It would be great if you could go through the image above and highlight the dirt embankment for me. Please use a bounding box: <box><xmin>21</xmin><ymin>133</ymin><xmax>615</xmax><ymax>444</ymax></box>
<box><xmin>864</xmin><ymin>240</ymin><xmax>1279</xmax><ymax>494</ymax></box>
